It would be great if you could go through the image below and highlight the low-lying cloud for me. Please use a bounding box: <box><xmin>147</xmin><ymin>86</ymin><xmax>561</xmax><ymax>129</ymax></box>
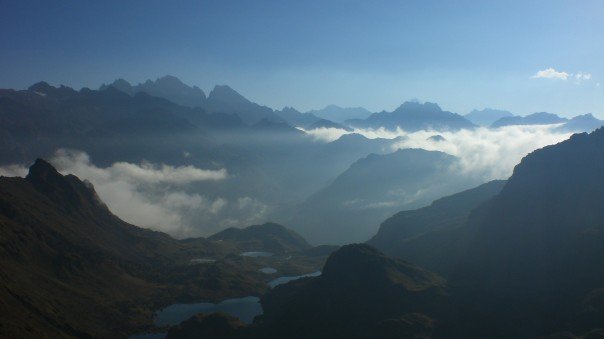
<box><xmin>303</xmin><ymin>125</ymin><xmax>572</xmax><ymax>181</ymax></box>
<box><xmin>1</xmin><ymin>149</ymin><xmax>269</xmax><ymax>238</ymax></box>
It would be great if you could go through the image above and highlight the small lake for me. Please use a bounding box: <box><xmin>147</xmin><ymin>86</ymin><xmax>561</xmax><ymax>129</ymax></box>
<box><xmin>154</xmin><ymin>296</ymin><xmax>262</xmax><ymax>326</ymax></box>
<box><xmin>268</xmin><ymin>271</ymin><xmax>321</xmax><ymax>288</ymax></box>
<box><xmin>240</xmin><ymin>251</ymin><xmax>273</xmax><ymax>257</ymax></box>
<box><xmin>130</xmin><ymin>271</ymin><xmax>322</xmax><ymax>338</ymax></box>
<box><xmin>259</xmin><ymin>267</ymin><xmax>277</xmax><ymax>274</ymax></box>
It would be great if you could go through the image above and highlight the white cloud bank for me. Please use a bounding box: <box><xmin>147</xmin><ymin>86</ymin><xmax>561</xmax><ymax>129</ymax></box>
<box><xmin>0</xmin><ymin>150</ymin><xmax>268</xmax><ymax>238</ymax></box>
<box><xmin>303</xmin><ymin>125</ymin><xmax>572</xmax><ymax>180</ymax></box>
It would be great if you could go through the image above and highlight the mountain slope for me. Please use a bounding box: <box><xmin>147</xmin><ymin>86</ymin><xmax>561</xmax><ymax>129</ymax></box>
<box><xmin>257</xmin><ymin>244</ymin><xmax>448</xmax><ymax>338</ymax></box>
<box><xmin>367</xmin><ymin>180</ymin><xmax>506</xmax><ymax>276</ymax></box>
<box><xmin>446</xmin><ymin>128</ymin><xmax>604</xmax><ymax>336</ymax></box>
<box><xmin>286</xmin><ymin>148</ymin><xmax>477</xmax><ymax>245</ymax></box>
<box><xmin>205</xmin><ymin>85</ymin><xmax>283</xmax><ymax>125</ymax></box>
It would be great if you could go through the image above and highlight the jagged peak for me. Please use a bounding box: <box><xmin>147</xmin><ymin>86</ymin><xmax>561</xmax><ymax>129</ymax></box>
<box><xmin>397</xmin><ymin>101</ymin><xmax>442</xmax><ymax>112</ymax></box>
<box><xmin>26</xmin><ymin>158</ymin><xmax>62</xmax><ymax>183</ymax></box>
<box><xmin>208</xmin><ymin>85</ymin><xmax>247</xmax><ymax>102</ymax></box>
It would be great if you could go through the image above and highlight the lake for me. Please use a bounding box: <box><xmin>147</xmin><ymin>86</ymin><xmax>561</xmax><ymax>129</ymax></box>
<box><xmin>154</xmin><ymin>296</ymin><xmax>262</xmax><ymax>326</ymax></box>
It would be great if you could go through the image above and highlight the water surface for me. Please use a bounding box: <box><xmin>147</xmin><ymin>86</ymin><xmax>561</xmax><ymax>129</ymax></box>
<box><xmin>154</xmin><ymin>296</ymin><xmax>262</xmax><ymax>326</ymax></box>
<box><xmin>268</xmin><ymin>271</ymin><xmax>321</xmax><ymax>288</ymax></box>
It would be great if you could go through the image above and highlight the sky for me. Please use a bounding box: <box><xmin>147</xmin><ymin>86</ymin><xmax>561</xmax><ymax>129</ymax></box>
<box><xmin>1</xmin><ymin>0</ymin><xmax>603</xmax><ymax>117</ymax></box>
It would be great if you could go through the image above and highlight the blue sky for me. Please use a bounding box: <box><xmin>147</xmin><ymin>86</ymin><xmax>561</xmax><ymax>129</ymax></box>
<box><xmin>1</xmin><ymin>0</ymin><xmax>603</xmax><ymax>117</ymax></box>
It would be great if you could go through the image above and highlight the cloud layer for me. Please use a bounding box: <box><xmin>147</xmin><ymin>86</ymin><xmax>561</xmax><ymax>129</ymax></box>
<box><xmin>303</xmin><ymin>125</ymin><xmax>572</xmax><ymax>180</ymax></box>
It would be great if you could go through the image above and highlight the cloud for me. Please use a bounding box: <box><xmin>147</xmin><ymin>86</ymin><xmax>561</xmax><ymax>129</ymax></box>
<box><xmin>304</xmin><ymin>125</ymin><xmax>571</xmax><ymax>181</ymax></box>
<box><xmin>575</xmin><ymin>72</ymin><xmax>592</xmax><ymax>82</ymax></box>
<box><xmin>0</xmin><ymin>149</ymin><xmax>268</xmax><ymax>238</ymax></box>
<box><xmin>52</xmin><ymin>149</ymin><xmax>227</xmax><ymax>185</ymax></box>
<box><xmin>298</xmin><ymin>127</ymin><xmax>350</xmax><ymax>142</ymax></box>
<box><xmin>0</xmin><ymin>164</ymin><xmax>28</xmax><ymax>177</ymax></box>
<box><xmin>531</xmin><ymin>68</ymin><xmax>570</xmax><ymax>80</ymax></box>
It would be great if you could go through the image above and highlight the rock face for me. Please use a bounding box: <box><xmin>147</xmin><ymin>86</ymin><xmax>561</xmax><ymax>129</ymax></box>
<box><xmin>257</xmin><ymin>244</ymin><xmax>448</xmax><ymax>338</ymax></box>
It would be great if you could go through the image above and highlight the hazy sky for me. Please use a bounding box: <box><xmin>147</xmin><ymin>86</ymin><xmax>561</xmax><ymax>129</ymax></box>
<box><xmin>1</xmin><ymin>0</ymin><xmax>603</xmax><ymax>117</ymax></box>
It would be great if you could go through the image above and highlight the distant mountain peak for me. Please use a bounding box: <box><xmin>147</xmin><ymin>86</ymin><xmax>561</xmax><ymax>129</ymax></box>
<box><xmin>100</xmin><ymin>75</ymin><xmax>207</xmax><ymax>107</ymax></box>
<box><xmin>28</xmin><ymin>81</ymin><xmax>53</xmax><ymax>93</ymax></box>
<box><xmin>397</xmin><ymin>101</ymin><xmax>442</xmax><ymax>112</ymax></box>
<box><xmin>208</xmin><ymin>85</ymin><xmax>247</xmax><ymax>103</ymax></box>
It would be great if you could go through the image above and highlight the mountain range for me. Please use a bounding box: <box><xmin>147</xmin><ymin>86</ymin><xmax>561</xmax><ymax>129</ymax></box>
<box><xmin>346</xmin><ymin>101</ymin><xmax>477</xmax><ymax>132</ymax></box>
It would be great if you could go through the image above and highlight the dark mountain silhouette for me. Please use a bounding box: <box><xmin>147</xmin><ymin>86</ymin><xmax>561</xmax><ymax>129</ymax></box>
<box><xmin>100</xmin><ymin>75</ymin><xmax>207</xmax><ymax>108</ymax></box>
<box><xmin>205</xmin><ymin>85</ymin><xmax>284</xmax><ymax>125</ymax></box>
<box><xmin>450</xmin><ymin>128</ymin><xmax>604</xmax><ymax>336</ymax></box>
<box><xmin>490</xmin><ymin>111</ymin><xmax>567</xmax><ymax>128</ymax></box>
<box><xmin>367</xmin><ymin>180</ymin><xmax>506</xmax><ymax>276</ymax></box>
<box><xmin>554</xmin><ymin>113</ymin><xmax>604</xmax><ymax>133</ymax></box>
<box><xmin>256</xmin><ymin>244</ymin><xmax>448</xmax><ymax>338</ymax></box>
<box><xmin>306</xmin><ymin>118</ymin><xmax>353</xmax><ymax>131</ymax></box>
<box><xmin>0</xmin><ymin>82</ymin><xmax>244</xmax><ymax>165</ymax></box>
<box><xmin>275</xmin><ymin>106</ymin><xmax>321</xmax><ymax>127</ymax></box>
<box><xmin>465</xmin><ymin>108</ymin><xmax>514</xmax><ymax>126</ymax></box>
<box><xmin>208</xmin><ymin>222</ymin><xmax>311</xmax><ymax>253</ymax></box>
<box><xmin>346</xmin><ymin>101</ymin><xmax>476</xmax><ymax>132</ymax></box>
<box><xmin>306</xmin><ymin>104</ymin><xmax>372</xmax><ymax>123</ymax></box>
<box><xmin>285</xmin><ymin>148</ymin><xmax>477</xmax><ymax>245</ymax></box>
